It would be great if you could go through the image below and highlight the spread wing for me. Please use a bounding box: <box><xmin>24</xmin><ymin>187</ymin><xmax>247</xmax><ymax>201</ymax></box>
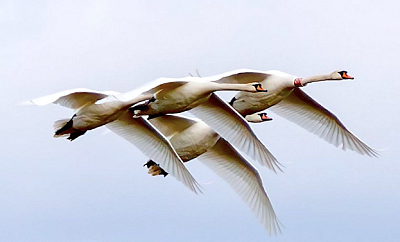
<box><xmin>21</xmin><ymin>88</ymin><xmax>120</xmax><ymax>109</ymax></box>
<box><xmin>203</xmin><ymin>69</ymin><xmax>271</xmax><ymax>84</ymax></box>
<box><xmin>198</xmin><ymin>138</ymin><xmax>281</xmax><ymax>235</ymax></box>
<box><xmin>117</xmin><ymin>78</ymin><xmax>189</xmax><ymax>102</ymax></box>
<box><xmin>106</xmin><ymin>112</ymin><xmax>202</xmax><ymax>194</ymax></box>
<box><xmin>148</xmin><ymin>114</ymin><xmax>198</xmax><ymax>139</ymax></box>
<box><xmin>190</xmin><ymin>93</ymin><xmax>283</xmax><ymax>173</ymax></box>
<box><xmin>269</xmin><ymin>88</ymin><xmax>379</xmax><ymax>157</ymax></box>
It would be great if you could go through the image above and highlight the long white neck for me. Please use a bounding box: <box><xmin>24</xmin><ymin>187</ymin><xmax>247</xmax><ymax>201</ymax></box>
<box><xmin>212</xmin><ymin>82</ymin><xmax>257</xmax><ymax>92</ymax></box>
<box><xmin>295</xmin><ymin>74</ymin><xmax>337</xmax><ymax>87</ymax></box>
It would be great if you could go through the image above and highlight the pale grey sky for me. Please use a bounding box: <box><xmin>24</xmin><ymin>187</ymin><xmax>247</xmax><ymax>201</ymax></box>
<box><xmin>1</xmin><ymin>0</ymin><xmax>399</xmax><ymax>241</ymax></box>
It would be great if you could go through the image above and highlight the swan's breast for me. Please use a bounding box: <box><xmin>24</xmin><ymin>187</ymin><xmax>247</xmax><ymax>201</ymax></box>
<box><xmin>169</xmin><ymin>122</ymin><xmax>219</xmax><ymax>162</ymax></box>
<box><xmin>74</xmin><ymin>102</ymin><xmax>126</xmax><ymax>129</ymax></box>
<box><xmin>232</xmin><ymin>87</ymin><xmax>293</xmax><ymax>116</ymax></box>
<box><xmin>146</xmin><ymin>84</ymin><xmax>212</xmax><ymax>114</ymax></box>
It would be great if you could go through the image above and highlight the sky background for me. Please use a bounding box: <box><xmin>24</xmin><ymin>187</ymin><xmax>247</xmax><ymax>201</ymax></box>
<box><xmin>1</xmin><ymin>0</ymin><xmax>399</xmax><ymax>241</ymax></box>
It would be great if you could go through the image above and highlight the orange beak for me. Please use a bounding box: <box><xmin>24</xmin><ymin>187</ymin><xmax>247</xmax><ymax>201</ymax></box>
<box><xmin>342</xmin><ymin>72</ymin><xmax>354</xmax><ymax>79</ymax></box>
<box><xmin>261</xmin><ymin>113</ymin><xmax>273</xmax><ymax>121</ymax></box>
<box><xmin>256</xmin><ymin>84</ymin><xmax>266</xmax><ymax>91</ymax></box>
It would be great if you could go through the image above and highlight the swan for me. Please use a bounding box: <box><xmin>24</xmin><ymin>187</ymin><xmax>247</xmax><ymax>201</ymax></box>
<box><xmin>127</xmin><ymin>77</ymin><xmax>267</xmax><ymax>118</ymax></box>
<box><xmin>123</xmin><ymin>76</ymin><xmax>283</xmax><ymax>173</ymax></box>
<box><xmin>22</xmin><ymin>88</ymin><xmax>201</xmax><ymax>193</ymax></box>
<box><xmin>143</xmin><ymin>114</ymin><xmax>281</xmax><ymax>235</ymax></box>
<box><xmin>210</xmin><ymin>69</ymin><xmax>378</xmax><ymax>157</ymax></box>
<box><xmin>142</xmin><ymin>112</ymin><xmax>272</xmax><ymax>176</ymax></box>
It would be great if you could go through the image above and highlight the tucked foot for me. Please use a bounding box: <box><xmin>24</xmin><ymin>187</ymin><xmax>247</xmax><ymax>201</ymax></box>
<box><xmin>143</xmin><ymin>160</ymin><xmax>169</xmax><ymax>177</ymax></box>
<box><xmin>67</xmin><ymin>130</ymin><xmax>87</xmax><ymax>141</ymax></box>
<box><xmin>228</xmin><ymin>97</ymin><xmax>237</xmax><ymax>106</ymax></box>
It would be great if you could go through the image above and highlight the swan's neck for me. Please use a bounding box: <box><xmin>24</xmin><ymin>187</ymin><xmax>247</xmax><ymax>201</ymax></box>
<box><xmin>213</xmin><ymin>83</ymin><xmax>255</xmax><ymax>92</ymax></box>
<box><xmin>294</xmin><ymin>74</ymin><xmax>334</xmax><ymax>87</ymax></box>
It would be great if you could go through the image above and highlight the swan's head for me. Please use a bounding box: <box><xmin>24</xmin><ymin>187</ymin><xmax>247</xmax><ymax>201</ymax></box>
<box><xmin>245</xmin><ymin>112</ymin><xmax>273</xmax><ymax>123</ymax></box>
<box><xmin>331</xmin><ymin>70</ymin><xmax>354</xmax><ymax>80</ymax></box>
<box><xmin>251</xmin><ymin>83</ymin><xmax>268</xmax><ymax>92</ymax></box>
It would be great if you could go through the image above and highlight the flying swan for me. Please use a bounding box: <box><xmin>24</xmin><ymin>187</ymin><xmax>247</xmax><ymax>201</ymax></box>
<box><xmin>206</xmin><ymin>69</ymin><xmax>379</xmax><ymax>157</ymax></box>
<box><xmin>121</xmin><ymin>76</ymin><xmax>283</xmax><ymax>173</ymax></box>
<box><xmin>143</xmin><ymin>114</ymin><xmax>282</xmax><ymax>235</ymax></box>
<box><xmin>21</xmin><ymin>88</ymin><xmax>201</xmax><ymax>193</ymax></box>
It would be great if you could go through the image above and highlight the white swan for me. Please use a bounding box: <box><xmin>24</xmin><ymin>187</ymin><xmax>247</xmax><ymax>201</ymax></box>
<box><xmin>210</xmin><ymin>69</ymin><xmax>378</xmax><ymax>157</ymax></box>
<box><xmin>126</xmin><ymin>77</ymin><xmax>267</xmax><ymax>118</ymax></box>
<box><xmin>22</xmin><ymin>88</ymin><xmax>201</xmax><ymax>193</ymax></box>
<box><xmin>144</xmin><ymin>114</ymin><xmax>281</xmax><ymax>235</ymax></box>
<box><xmin>122</xmin><ymin>77</ymin><xmax>282</xmax><ymax>173</ymax></box>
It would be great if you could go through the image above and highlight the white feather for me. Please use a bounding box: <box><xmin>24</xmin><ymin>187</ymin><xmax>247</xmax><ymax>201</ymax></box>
<box><xmin>106</xmin><ymin>113</ymin><xmax>202</xmax><ymax>194</ymax></box>
<box><xmin>190</xmin><ymin>93</ymin><xmax>283</xmax><ymax>173</ymax></box>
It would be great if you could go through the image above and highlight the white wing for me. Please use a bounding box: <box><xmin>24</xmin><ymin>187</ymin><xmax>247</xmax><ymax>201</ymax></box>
<box><xmin>204</xmin><ymin>69</ymin><xmax>271</xmax><ymax>84</ymax></box>
<box><xmin>190</xmin><ymin>93</ymin><xmax>283</xmax><ymax>173</ymax></box>
<box><xmin>197</xmin><ymin>138</ymin><xmax>281</xmax><ymax>235</ymax></box>
<box><xmin>106</xmin><ymin>112</ymin><xmax>202</xmax><ymax>194</ymax></box>
<box><xmin>148</xmin><ymin>114</ymin><xmax>198</xmax><ymax>139</ymax></box>
<box><xmin>21</xmin><ymin>88</ymin><xmax>120</xmax><ymax>109</ymax></box>
<box><xmin>269</xmin><ymin>88</ymin><xmax>379</xmax><ymax>157</ymax></box>
<box><xmin>117</xmin><ymin>77</ymin><xmax>193</xmax><ymax>102</ymax></box>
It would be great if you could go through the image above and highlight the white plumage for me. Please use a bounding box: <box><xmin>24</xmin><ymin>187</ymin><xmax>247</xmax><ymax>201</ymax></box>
<box><xmin>23</xmin><ymin>88</ymin><xmax>202</xmax><ymax>194</ymax></box>
<box><xmin>122</xmin><ymin>76</ymin><xmax>282</xmax><ymax>173</ymax></box>
<box><xmin>147</xmin><ymin>114</ymin><xmax>281</xmax><ymax>235</ymax></box>
<box><xmin>217</xmin><ymin>69</ymin><xmax>379</xmax><ymax>157</ymax></box>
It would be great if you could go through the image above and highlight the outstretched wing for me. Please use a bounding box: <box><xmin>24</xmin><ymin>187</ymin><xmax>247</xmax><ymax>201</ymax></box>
<box><xmin>198</xmin><ymin>138</ymin><xmax>282</xmax><ymax>235</ymax></box>
<box><xmin>203</xmin><ymin>69</ymin><xmax>271</xmax><ymax>84</ymax></box>
<box><xmin>106</xmin><ymin>112</ymin><xmax>202</xmax><ymax>194</ymax></box>
<box><xmin>22</xmin><ymin>88</ymin><xmax>120</xmax><ymax>109</ymax></box>
<box><xmin>269</xmin><ymin>88</ymin><xmax>379</xmax><ymax>157</ymax></box>
<box><xmin>148</xmin><ymin>114</ymin><xmax>198</xmax><ymax>139</ymax></box>
<box><xmin>190</xmin><ymin>93</ymin><xmax>283</xmax><ymax>173</ymax></box>
<box><xmin>117</xmin><ymin>78</ymin><xmax>189</xmax><ymax>102</ymax></box>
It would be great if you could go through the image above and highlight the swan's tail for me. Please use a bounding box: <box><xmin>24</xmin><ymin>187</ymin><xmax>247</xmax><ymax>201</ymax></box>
<box><xmin>53</xmin><ymin>118</ymin><xmax>72</xmax><ymax>138</ymax></box>
<box><xmin>53</xmin><ymin>116</ymin><xmax>86</xmax><ymax>141</ymax></box>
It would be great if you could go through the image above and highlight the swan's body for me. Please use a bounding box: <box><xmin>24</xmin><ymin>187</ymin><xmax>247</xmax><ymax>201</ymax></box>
<box><xmin>124</xmin><ymin>76</ymin><xmax>282</xmax><ymax>173</ymax></box>
<box><xmin>146</xmin><ymin>114</ymin><xmax>281</xmax><ymax>235</ymax></box>
<box><xmin>23</xmin><ymin>88</ymin><xmax>201</xmax><ymax>193</ymax></box>
<box><xmin>127</xmin><ymin>77</ymin><xmax>266</xmax><ymax>117</ymax></box>
<box><xmin>211</xmin><ymin>69</ymin><xmax>378</xmax><ymax>157</ymax></box>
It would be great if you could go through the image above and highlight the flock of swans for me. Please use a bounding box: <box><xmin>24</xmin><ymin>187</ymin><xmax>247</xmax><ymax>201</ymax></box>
<box><xmin>24</xmin><ymin>69</ymin><xmax>379</xmax><ymax>235</ymax></box>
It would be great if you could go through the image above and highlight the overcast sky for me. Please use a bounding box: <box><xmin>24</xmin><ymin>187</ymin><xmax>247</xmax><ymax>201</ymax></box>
<box><xmin>1</xmin><ymin>0</ymin><xmax>399</xmax><ymax>241</ymax></box>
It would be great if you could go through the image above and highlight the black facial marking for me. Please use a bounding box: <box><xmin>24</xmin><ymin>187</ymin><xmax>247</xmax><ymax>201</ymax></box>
<box><xmin>253</xmin><ymin>83</ymin><xmax>268</xmax><ymax>92</ymax></box>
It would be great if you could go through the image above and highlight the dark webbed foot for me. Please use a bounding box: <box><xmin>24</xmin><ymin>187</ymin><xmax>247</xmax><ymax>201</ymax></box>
<box><xmin>143</xmin><ymin>160</ymin><xmax>169</xmax><ymax>177</ymax></box>
<box><xmin>67</xmin><ymin>130</ymin><xmax>87</xmax><ymax>141</ymax></box>
<box><xmin>228</xmin><ymin>97</ymin><xmax>237</xmax><ymax>106</ymax></box>
<box><xmin>143</xmin><ymin>160</ymin><xmax>157</xmax><ymax>168</ymax></box>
